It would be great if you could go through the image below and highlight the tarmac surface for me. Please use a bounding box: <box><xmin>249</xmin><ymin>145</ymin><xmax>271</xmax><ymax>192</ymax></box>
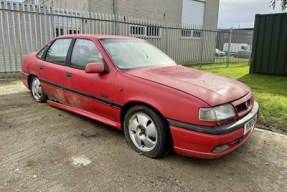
<box><xmin>0</xmin><ymin>80</ymin><xmax>286</xmax><ymax>192</ymax></box>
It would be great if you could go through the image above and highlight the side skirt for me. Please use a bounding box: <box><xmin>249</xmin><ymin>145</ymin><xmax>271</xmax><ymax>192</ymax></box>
<box><xmin>47</xmin><ymin>100</ymin><xmax>122</xmax><ymax>130</ymax></box>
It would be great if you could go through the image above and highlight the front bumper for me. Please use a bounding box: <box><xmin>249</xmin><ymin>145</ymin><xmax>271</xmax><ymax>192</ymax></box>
<box><xmin>169</xmin><ymin>101</ymin><xmax>259</xmax><ymax>159</ymax></box>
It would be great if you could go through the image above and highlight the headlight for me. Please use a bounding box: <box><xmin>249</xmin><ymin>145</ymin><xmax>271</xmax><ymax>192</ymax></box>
<box><xmin>199</xmin><ymin>104</ymin><xmax>236</xmax><ymax>122</ymax></box>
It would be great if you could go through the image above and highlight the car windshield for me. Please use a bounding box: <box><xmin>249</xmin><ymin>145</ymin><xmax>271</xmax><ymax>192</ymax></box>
<box><xmin>100</xmin><ymin>39</ymin><xmax>176</xmax><ymax>69</ymax></box>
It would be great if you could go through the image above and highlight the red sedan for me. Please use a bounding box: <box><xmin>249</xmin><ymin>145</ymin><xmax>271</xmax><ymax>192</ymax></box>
<box><xmin>20</xmin><ymin>34</ymin><xmax>259</xmax><ymax>159</ymax></box>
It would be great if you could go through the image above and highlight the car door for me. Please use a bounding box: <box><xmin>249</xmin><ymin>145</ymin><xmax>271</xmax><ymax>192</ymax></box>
<box><xmin>63</xmin><ymin>38</ymin><xmax>116</xmax><ymax>119</ymax></box>
<box><xmin>37</xmin><ymin>38</ymin><xmax>73</xmax><ymax>104</ymax></box>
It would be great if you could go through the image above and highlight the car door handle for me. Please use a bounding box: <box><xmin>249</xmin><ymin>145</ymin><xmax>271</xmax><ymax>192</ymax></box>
<box><xmin>66</xmin><ymin>72</ymin><xmax>72</xmax><ymax>78</ymax></box>
<box><xmin>39</xmin><ymin>66</ymin><xmax>44</xmax><ymax>70</ymax></box>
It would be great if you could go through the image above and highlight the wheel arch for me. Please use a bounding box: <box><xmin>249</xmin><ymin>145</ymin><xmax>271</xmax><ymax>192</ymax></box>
<box><xmin>121</xmin><ymin>101</ymin><xmax>164</xmax><ymax>124</ymax></box>
<box><xmin>27</xmin><ymin>74</ymin><xmax>36</xmax><ymax>89</ymax></box>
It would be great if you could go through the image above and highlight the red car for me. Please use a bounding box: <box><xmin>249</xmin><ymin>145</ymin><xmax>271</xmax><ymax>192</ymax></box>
<box><xmin>20</xmin><ymin>34</ymin><xmax>259</xmax><ymax>159</ymax></box>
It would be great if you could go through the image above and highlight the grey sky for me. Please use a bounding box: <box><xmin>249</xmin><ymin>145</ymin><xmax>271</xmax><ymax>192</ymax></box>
<box><xmin>219</xmin><ymin>0</ymin><xmax>283</xmax><ymax>28</ymax></box>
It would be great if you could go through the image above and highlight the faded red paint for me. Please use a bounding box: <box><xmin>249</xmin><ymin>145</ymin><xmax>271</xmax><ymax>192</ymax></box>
<box><xmin>20</xmin><ymin>34</ymin><xmax>259</xmax><ymax>159</ymax></box>
<box><xmin>85</xmin><ymin>63</ymin><xmax>105</xmax><ymax>73</ymax></box>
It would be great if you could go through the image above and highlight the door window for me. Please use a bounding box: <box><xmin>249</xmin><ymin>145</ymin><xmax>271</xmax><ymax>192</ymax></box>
<box><xmin>71</xmin><ymin>39</ymin><xmax>103</xmax><ymax>69</ymax></box>
<box><xmin>37</xmin><ymin>45</ymin><xmax>49</xmax><ymax>59</ymax></box>
<box><xmin>45</xmin><ymin>39</ymin><xmax>72</xmax><ymax>65</ymax></box>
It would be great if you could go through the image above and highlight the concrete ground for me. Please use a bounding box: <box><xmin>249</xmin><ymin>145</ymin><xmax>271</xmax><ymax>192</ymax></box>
<box><xmin>0</xmin><ymin>80</ymin><xmax>286</xmax><ymax>192</ymax></box>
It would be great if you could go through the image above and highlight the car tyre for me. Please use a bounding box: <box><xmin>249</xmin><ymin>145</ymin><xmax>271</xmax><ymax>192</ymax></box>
<box><xmin>30</xmin><ymin>76</ymin><xmax>47</xmax><ymax>103</ymax></box>
<box><xmin>123</xmin><ymin>105</ymin><xmax>171</xmax><ymax>159</ymax></box>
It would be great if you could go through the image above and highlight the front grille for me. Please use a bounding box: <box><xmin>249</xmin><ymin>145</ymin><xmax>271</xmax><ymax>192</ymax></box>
<box><xmin>236</xmin><ymin>99</ymin><xmax>250</xmax><ymax>113</ymax></box>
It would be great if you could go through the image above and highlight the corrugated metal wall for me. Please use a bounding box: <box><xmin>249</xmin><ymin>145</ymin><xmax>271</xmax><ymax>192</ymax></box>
<box><xmin>250</xmin><ymin>13</ymin><xmax>287</xmax><ymax>76</ymax></box>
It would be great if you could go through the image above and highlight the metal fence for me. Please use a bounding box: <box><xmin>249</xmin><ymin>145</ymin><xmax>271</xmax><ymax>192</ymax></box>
<box><xmin>215</xmin><ymin>28</ymin><xmax>253</xmax><ymax>65</ymax></box>
<box><xmin>0</xmin><ymin>1</ymin><xmax>253</xmax><ymax>77</ymax></box>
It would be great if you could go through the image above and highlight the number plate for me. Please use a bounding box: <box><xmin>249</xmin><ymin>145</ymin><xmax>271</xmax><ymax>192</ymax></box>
<box><xmin>244</xmin><ymin>115</ymin><xmax>257</xmax><ymax>135</ymax></box>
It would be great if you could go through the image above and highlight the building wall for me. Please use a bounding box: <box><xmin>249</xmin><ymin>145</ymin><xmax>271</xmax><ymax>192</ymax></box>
<box><xmin>89</xmin><ymin>0</ymin><xmax>220</xmax><ymax>29</ymax></box>
<box><xmin>200</xmin><ymin>0</ymin><xmax>220</xmax><ymax>64</ymax></box>
<box><xmin>203</xmin><ymin>0</ymin><xmax>220</xmax><ymax>29</ymax></box>
<box><xmin>88</xmin><ymin>0</ymin><xmax>113</xmax><ymax>14</ymax></box>
<box><xmin>88</xmin><ymin>0</ymin><xmax>220</xmax><ymax>28</ymax></box>
<box><xmin>25</xmin><ymin>0</ymin><xmax>89</xmax><ymax>11</ymax></box>
<box><xmin>25</xmin><ymin>0</ymin><xmax>220</xmax><ymax>29</ymax></box>
<box><xmin>113</xmin><ymin>0</ymin><xmax>182</xmax><ymax>23</ymax></box>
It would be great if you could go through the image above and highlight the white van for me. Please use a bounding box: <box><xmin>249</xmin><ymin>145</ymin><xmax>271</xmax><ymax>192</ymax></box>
<box><xmin>223</xmin><ymin>43</ymin><xmax>251</xmax><ymax>54</ymax></box>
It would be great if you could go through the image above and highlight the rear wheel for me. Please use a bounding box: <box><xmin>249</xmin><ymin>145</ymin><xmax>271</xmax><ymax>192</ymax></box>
<box><xmin>123</xmin><ymin>105</ymin><xmax>171</xmax><ymax>158</ymax></box>
<box><xmin>30</xmin><ymin>76</ymin><xmax>47</xmax><ymax>103</ymax></box>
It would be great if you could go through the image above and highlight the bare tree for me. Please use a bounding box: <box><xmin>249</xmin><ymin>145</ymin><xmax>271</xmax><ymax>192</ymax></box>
<box><xmin>271</xmin><ymin>0</ymin><xmax>287</xmax><ymax>11</ymax></box>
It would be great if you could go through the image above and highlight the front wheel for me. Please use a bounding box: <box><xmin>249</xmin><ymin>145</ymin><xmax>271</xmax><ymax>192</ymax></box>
<box><xmin>123</xmin><ymin>105</ymin><xmax>171</xmax><ymax>159</ymax></box>
<box><xmin>30</xmin><ymin>76</ymin><xmax>47</xmax><ymax>103</ymax></box>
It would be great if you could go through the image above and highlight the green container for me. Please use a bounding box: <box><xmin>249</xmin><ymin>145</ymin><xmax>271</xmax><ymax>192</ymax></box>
<box><xmin>250</xmin><ymin>13</ymin><xmax>287</xmax><ymax>76</ymax></box>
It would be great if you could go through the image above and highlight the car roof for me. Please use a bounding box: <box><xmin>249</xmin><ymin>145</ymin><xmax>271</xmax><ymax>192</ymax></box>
<box><xmin>57</xmin><ymin>34</ymin><xmax>139</xmax><ymax>40</ymax></box>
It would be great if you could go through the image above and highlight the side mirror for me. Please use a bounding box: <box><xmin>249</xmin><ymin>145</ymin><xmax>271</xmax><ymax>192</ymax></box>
<box><xmin>85</xmin><ymin>62</ymin><xmax>105</xmax><ymax>74</ymax></box>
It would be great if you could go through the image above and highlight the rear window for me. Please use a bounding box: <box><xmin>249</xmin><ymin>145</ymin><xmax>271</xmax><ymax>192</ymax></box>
<box><xmin>45</xmin><ymin>39</ymin><xmax>72</xmax><ymax>65</ymax></box>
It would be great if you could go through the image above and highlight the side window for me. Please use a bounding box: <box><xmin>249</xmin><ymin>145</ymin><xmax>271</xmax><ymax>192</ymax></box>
<box><xmin>45</xmin><ymin>39</ymin><xmax>72</xmax><ymax>65</ymax></box>
<box><xmin>71</xmin><ymin>39</ymin><xmax>103</xmax><ymax>69</ymax></box>
<box><xmin>36</xmin><ymin>42</ymin><xmax>53</xmax><ymax>59</ymax></box>
<box><xmin>37</xmin><ymin>46</ymin><xmax>48</xmax><ymax>59</ymax></box>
